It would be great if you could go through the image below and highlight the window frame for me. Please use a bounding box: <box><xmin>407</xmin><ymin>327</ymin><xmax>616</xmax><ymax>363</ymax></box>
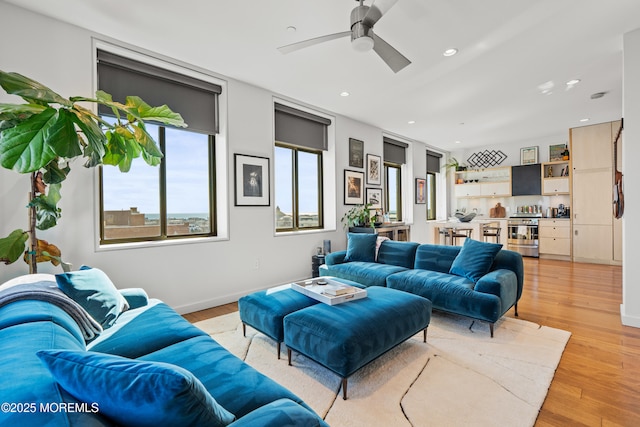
<box><xmin>426</xmin><ymin>172</ymin><xmax>437</xmax><ymax>221</ymax></box>
<box><xmin>274</xmin><ymin>141</ymin><xmax>324</xmax><ymax>232</ymax></box>
<box><xmin>384</xmin><ymin>161</ymin><xmax>403</xmax><ymax>222</ymax></box>
<box><xmin>99</xmin><ymin>127</ymin><xmax>217</xmax><ymax>245</ymax></box>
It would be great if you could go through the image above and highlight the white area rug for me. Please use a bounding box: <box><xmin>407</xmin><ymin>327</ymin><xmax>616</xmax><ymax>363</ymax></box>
<box><xmin>195</xmin><ymin>312</ymin><xmax>570</xmax><ymax>427</ymax></box>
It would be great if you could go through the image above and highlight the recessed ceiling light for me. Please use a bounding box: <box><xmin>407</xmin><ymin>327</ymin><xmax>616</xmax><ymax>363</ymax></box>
<box><xmin>580</xmin><ymin>118</ymin><xmax>590</xmax><ymax>122</ymax></box>
<box><xmin>340</xmin><ymin>91</ymin><xmax>350</xmax><ymax>97</ymax></box>
<box><xmin>566</xmin><ymin>79</ymin><xmax>581</xmax><ymax>86</ymax></box>
<box><xmin>455</xmin><ymin>140</ymin><xmax>462</xmax><ymax>144</ymax></box>
<box><xmin>408</xmin><ymin>120</ymin><xmax>415</xmax><ymax>124</ymax></box>
<box><xmin>443</xmin><ymin>48</ymin><xmax>458</xmax><ymax>57</ymax></box>
<box><xmin>590</xmin><ymin>92</ymin><xmax>607</xmax><ymax>99</ymax></box>
<box><xmin>286</xmin><ymin>26</ymin><xmax>297</xmax><ymax>32</ymax></box>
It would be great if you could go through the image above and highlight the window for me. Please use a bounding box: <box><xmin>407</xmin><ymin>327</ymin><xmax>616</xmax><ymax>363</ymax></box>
<box><xmin>385</xmin><ymin>162</ymin><xmax>402</xmax><ymax>221</ymax></box>
<box><xmin>274</xmin><ymin>103</ymin><xmax>330</xmax><ymax>232</ymax></box>
<box><xmin>426</xmin><ymin>150</ymin><xmax>443</xmax><ymax>221</ymax></box>
<box><xmin>275</xmin><ymin>145</ymin><xmax>323</xmax><ymax>230</ymax></box>
<box><xmin>383</xmin><ymin>137</ymin><xmax>408</xmax><ymax>222</ymax></box>
<box><xmin>97</xmin><ymin>49</ymin><xmax>221</xmax><ymax>244</ymax></box>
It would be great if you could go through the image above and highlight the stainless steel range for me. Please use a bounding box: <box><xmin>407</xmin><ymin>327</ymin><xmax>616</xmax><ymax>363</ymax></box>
<box><xmin>507</xmin><ymin>214</ymin><xmax>540</xmax><ymax>257</ymax></box>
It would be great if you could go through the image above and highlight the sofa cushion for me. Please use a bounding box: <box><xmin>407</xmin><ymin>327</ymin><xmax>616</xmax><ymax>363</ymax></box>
<box><xmin>227</xmin><ymin>398</ymin><xmax>329</xmax><ymax>427</ymax></box>
<box><xmin>138</xmin><ymin>335</ymin><xmax>314</xmax><ymax>419</ymax></box>
<box><xmin>377</xmin><ymin>240</ymin><xmax>420</xmax><ymax>268</ymax></box>
<box><xmin>449</xmin><ymin>239</ymin><xmax>503</xmax><ymax>282</ymax></box>
<box><xmin>344</xmin><ymin>232</ymin><xmax>377</xmax><ymax>262</ymax></box>
<box><xmin>321</xmin><ymin>261</ymin><xmax>408</xmax><ymax>287</ymax></box>
<box><xmin>56</xmin><ymin>267</ymin><xmax>128</xmax><ymax>329</ymax></box>
<box><xmin>87</xmin><ymin>301</ymin><xmax>208</xmax><ymax>358</ymax></box>
<box><xmin>37</xmin><ymin>349</ymin><xmax>236</xmax><ymax>427</ymax></box>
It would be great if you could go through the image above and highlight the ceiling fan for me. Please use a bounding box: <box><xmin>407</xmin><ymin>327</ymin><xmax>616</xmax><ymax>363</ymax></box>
<box><xmin>278</xmin><ymin>0</ymin><xmax>411</xmax><ymax>73</ymax></box>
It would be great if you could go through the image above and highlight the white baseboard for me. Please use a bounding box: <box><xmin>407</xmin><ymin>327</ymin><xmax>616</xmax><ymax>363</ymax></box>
<box><xmin>620</xmin><ymin>304</ymin><xmax>640</xmax><ymax>328</ymax></box>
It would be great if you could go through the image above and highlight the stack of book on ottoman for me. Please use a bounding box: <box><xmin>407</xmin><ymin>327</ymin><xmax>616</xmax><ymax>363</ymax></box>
<box><xmin>291</xmin><ymin>277</ymin><xmax>367</xmax><ymax>305</ymax></box>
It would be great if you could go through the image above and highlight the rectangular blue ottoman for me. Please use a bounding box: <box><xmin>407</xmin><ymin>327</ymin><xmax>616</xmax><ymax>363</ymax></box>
<box><xmin>283</xmin><ymin>286</ymin><xmax>432</xmax><ymax>399</ymax></box>
<box><xmin>238</xmin><ymin>278</ymin><xmax>363</xmax><ymax>358</ymax></box>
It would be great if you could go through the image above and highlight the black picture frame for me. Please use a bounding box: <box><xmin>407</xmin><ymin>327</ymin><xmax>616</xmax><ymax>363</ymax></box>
<box><xmin>349</xmin><ymin>138</ymin><xmax>364</xmax><ymax>168</ymax></box>
<box><xmin>344</xmin><ymin>170</ymin><xmax>365</xmax><ymax>205</ymax></box>
<box><xmin>366</xmin><ymin>154</ymin><xmax>381</xmax><ymax>185</ymax></box>
<box><xmin>366</xmin><ymin>187</ymin><xmax>383</xmax><ymax>209</ymax></box>
<box><xmin>415</xmin><ymin>178</ymin><xmax>426</xmax><ymax>204</ymax></box>
<box><xmin>234</xmin><ymin>154</ymin><xmax>270</xmax><ymax>206</ymax></box>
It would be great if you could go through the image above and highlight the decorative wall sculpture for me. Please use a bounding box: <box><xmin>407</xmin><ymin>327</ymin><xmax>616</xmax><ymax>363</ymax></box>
<box><xmin>467</xmin><ymin>150</ymin><xmax>507</xmax><ymax>168</ymax></box>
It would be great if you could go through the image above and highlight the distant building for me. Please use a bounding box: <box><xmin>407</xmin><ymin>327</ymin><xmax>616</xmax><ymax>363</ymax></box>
<box><xmin>103</xmin><ymin>207</ymin><xmax>190</xmax><ymax>239</ymax></box>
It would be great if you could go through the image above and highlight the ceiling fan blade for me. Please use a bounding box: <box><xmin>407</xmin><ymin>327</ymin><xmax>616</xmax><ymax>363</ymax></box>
<box><xmin>278</xmin><ymin>31</ymin><xmax>351</xmax><ymax>54</ymax></box>
<box><xmin>371</xmin><ymin>33</ymin><xmax>411</xmax><ymax>73</ymax></box>
<box><xmin>363</xmin><ymin>0</ymin><xmax>400</xmax><ymax>27</ymax></box>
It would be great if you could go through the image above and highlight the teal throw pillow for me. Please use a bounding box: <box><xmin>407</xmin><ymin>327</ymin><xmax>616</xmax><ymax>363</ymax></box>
<box><xmin>344</xmin><ymin>232</ymin><xmax>378</xmax><ymax>262</ymax></box>
<box><xmin>36</xmin><ymin>350</ymin><xmax>235</xmax><ymax>427</ymax></box>
<box><xmin>56</xmin><ymin>266</ymin><xmax>128</xmax><ymax>329</ymax></box>
<box><xmin>449</xmin><ymin>239</ymin><xmax>503</xmax><ymax>282</ymax></box>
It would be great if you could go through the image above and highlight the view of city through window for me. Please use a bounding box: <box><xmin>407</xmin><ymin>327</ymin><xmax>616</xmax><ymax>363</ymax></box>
<box><xmin>274</xmin><ymin>146</ymin><xmax>321</xmax><ymax>229</ymax></box>
<box><xmin>101</xmin><ymin>120</ymin><xmax>212</xmax><ymax>241</ymax></box>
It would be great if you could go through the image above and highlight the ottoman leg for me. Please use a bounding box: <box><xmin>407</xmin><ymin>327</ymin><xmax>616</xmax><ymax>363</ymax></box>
<box><xmin>287</xmin><ymin>348</ymin><xmax>292</xmax><ymax>366</ymax></box>
<box><xmin>242</xmin><ymin>323</ymin><xmax>246</xmax><ymax>337</ymax></box>
<box><xmin>490</xmin><ymin>323</ymin><xmax>494</xmax><ymax>338</ymax></box>
<box><xmin>423</xmin><ymin>327</ymin><xmax>428</xmax><ymax>343</ymax></box>
<box><xmin>277</xmin><ymin>342</ymin><xmax>281</xmax><ymax>359</ymax></box>
<box><xmin>342</xmin><ymin>378</ymin><xmax>348</xmax><ymax>400</ymax></box>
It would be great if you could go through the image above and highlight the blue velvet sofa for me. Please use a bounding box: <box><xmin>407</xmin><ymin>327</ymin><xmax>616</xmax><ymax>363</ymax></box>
<box><xmin>0</xmin><ymin>273</ymin><xmax>327</xmax><ymax>427</ymax></box>
<box><xmin>319</xmin><ymin>236</ymin><xmax>524</xmax><ymax>336</ymax></box>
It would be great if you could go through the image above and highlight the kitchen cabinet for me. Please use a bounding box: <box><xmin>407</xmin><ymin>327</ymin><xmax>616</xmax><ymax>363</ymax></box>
<box><xmin>539</xmin><ymin>219</ymin><xmax>571</xmax><ymax>258</ymax></box>
<box><xmin>480</xmin><ymin>181</ymin><xmax>511</xmax><ymax>197</ymax></box>
<box><xmin>542</xmin><ymin>161</ymin><xmax>570</xmax><ymax>195</ymax></box>
<box><xmin>454</xmin><ymin>166</ymin><xmax>511</xmax><ymax>198</ymax></box>
<box><xmin>511</xmin><ymin>164</ymin><xmax>541</xmax><ymax>196</ymax></box>
<box><xmin>570</xmin><ymin>120</ymin><xmax>620</xmax><ymax>265</ymax></box>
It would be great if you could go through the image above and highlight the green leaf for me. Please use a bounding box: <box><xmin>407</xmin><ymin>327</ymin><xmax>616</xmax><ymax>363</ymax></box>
<box><xmin>134</xmin><ymin>123</ymin><xmax>163</xmax><ymax>158</ymax></box>
<box><xmin>0</xmin><ymin>229</ymin><xmax>28</xmax><ymax>265</ymax></box>
<box><xmin>0</xmin><ymin>103</ymin><xmax>46</xmax><ymax>121</ymax></box>
<box><xmin>70</xmin><ymin>104</ymin><xmax>107</xmax><ymax>159</ymax></box>
<box><xmin>0</xmin><ymin>107</ymin><xmax>58</xmax><ymax>172</ymax></box>
<box><xmin>30</xmin><ymin>183</ymin><xmax>62</xmax><ymax>230</ymax></box>
<box><xmin>102</xmin><ymin>131</ymin><xmax>126</xmax><ymax>167</ymax></box>
<box><xmin>125</xmin><ymin>96</ymin><xmax>186</xmax><ymax>128</ymax></box>
<box><xmin>43</xmin><ymin>160</ymin><xmax>70</xmax><ymax>184</ymax></box>
<box><xmin>0</xmin><ymin>70</ymin><xmax>72</xmax><ymax>108</ymax></box>
<box><xmin>46</xmin><ymin>109</ymin><xmax>82</xmax><ymax>159</ymax></box>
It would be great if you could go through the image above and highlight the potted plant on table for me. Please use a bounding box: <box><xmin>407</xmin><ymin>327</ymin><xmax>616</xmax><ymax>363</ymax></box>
<box><xmin>0</xmin><ymin>70</ymin><xmax>186</xmax><ymax>273</ymax></box>
<box><xmin>341</xmin><ymin>204</ymin><xmax>375</xmax><ymax>231</ymax></box>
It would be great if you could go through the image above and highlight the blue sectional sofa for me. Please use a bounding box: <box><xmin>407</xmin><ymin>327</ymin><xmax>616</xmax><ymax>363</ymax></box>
<box><xmin>0</xmin><ymin>273</ymin><xmax>327</xmax><ymax>427</ymax></box>
<box><xmin>319</xmin><ymin>236</ymin><xmax>524</xmax><ymax>336</ymax></box>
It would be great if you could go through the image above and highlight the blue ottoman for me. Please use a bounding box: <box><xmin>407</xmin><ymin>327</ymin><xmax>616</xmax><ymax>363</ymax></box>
<box><xmin>284</xmin><ymin>286</ymin><xmax>432</xmax><ymax>399</ymax></box>
<box><xmin>238</xmin><ymin>278</ymin><xmax>363</xmax><ymax>358</ymax></box>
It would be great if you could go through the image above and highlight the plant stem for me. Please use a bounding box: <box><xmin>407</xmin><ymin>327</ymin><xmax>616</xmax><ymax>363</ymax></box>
<box><xmin>29</xmin><ymin>172</ymin><xmax>38</xmax><ymax>274</ymax></box>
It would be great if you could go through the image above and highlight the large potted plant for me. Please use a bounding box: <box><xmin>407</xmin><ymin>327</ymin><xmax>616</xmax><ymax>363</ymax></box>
<box><xmin>0</xmin><ymin>70</ymin><xmax>186</xmax><ymax>273</ymax></box>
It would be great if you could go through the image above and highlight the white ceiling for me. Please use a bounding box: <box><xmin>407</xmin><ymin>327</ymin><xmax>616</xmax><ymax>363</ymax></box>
<box><xmin>7</xmin><ymin>0</ymin><xmax>640</xmax><ymax>151</ymax></box>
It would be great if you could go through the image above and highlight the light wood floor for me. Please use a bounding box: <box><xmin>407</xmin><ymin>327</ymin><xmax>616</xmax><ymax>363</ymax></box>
<box><xmin>183</xmin><ymin>258</ymin><xmax>639</xmax><ymax>426</ymax></box>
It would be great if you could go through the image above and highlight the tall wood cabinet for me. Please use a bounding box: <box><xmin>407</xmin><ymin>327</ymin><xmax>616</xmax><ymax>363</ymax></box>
<box><xmin>570</xmin><ymin>120</ymin><xmax>622</xmax><ymax>265</ymax></box>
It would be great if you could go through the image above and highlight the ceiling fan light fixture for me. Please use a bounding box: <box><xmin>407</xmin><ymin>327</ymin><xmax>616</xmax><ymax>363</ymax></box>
<box><xmin>352</xmin><ymin>35</ymin><xmax>374</xmax><ymax>52</ymax></box>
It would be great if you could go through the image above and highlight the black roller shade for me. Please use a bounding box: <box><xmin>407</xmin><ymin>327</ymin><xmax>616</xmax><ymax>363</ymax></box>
<box><xmin>274</xmin><ymin>103</ymin><xmax>331</xmax><ymax>151</ymax></box>
<box><xmin>383</xmin><ymin>137</ymin><xmax>408</xmax><ymax>164</ymax></box>
<box><xmin>426</xmin><ymin>150</ymin><xmax>443</xmax><ymax>173</ymax></box>
<box><xmin>97</xmin><ymin>50</ymin><xmax>222</xmax><ymax>134</ymax></box>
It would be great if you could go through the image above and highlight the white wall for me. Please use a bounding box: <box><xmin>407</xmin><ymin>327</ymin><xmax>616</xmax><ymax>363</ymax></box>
<box><xmin>622</xmin><ymin>28</ymin><xmax>640</xmax><ymax>327</ymax></box>
<box><xmin>0</xmin><ymin>3</ymin><xmax>430</xmax><ymax>313</ymax></box>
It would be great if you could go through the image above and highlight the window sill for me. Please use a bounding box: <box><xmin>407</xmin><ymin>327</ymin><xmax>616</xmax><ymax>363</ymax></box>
<box><xmin>275</xmin><ymin>227</ymin><xmax>336</xmax><ymax>237</ymax></box>
<box><xmin>97</xmin><ymin>235</ymin><xmax>229</xmax><ymax>252</ymax></box>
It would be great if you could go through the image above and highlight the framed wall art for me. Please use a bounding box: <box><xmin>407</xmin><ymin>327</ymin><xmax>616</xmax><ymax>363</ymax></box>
<box><xmin>349</xmin><ymin>138</ymin><xmax>364</xmax><ymax>168</ymax></box>
<box><xmin>415</xmin><ymin>178</ymin><xmax>426</xmax><ymax>204</ymax></box>
<box><xmin>520</xmin><ymin>146</ymin><xmax>538</xmax><ymax>165</ymax></box>
<box><xmin>366</xmin><ymin>154</ymin><xmax>381</xmax><ymax>185</ymax></box>
<box><xmin>344</xmin><ymin>170</ymin><xmax>365</xmax><ymax>205</ymax></box>
<box><xmin>549</xmin><ymin>143</ymin><xmax>565</xmax><ymax>161</ymax></box>
<box><xmin>234</xmin><ymin>154</ymin><xmax>270</xmax><ymax>206</ymax></box>
<box><xmin>366</xmin><ymin>187</ymin><xmax>383</xmax><ymax>209</ymax></box>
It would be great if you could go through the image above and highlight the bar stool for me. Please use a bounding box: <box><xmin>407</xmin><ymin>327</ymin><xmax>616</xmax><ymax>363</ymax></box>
<box><xmin>448</xmin><ymin>228</ymin><xmax>473</xmax><ymax>246</ymax></box>
<box><xmin>438</xmin><ymin>227</ymin><xmax>453</xmax><ymax>245</ymax></box>
<box><xmin>482</xmin><ymin>223</ymin><xmax>501</xmax><ymax>244</ymax></box>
